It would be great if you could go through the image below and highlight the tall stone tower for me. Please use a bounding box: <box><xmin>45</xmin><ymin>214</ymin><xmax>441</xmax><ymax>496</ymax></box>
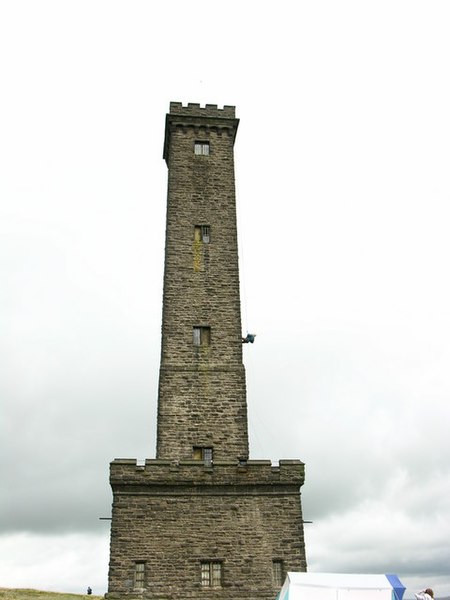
<box><xmin>106</xmin><ymin>102</ymin><xmax>307</xmax><ymax>600</ymax></box>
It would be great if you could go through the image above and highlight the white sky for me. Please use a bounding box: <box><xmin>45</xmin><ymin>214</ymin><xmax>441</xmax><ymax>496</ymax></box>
<box><xmin>1</xmin><ymin>0</ymin><xmax>450</xmax><ymax>597</ymax></box>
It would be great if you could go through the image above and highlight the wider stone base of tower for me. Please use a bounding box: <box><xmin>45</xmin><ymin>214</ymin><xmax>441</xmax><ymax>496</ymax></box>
<box><xmin>107</xmin><ymin>459</ymin><xmax>307</xmax><ymax>600</ymax></box>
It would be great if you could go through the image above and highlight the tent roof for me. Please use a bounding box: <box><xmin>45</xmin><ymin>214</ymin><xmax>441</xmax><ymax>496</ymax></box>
<box><xmin>286</xmin><ymin>573</ymin><xmax>398</xmax><ymax>590</ymax></box>
<box><xmin>278</xmin><ymin>573</ymin><xmax>406</xmax><ymax>600</ymax></box>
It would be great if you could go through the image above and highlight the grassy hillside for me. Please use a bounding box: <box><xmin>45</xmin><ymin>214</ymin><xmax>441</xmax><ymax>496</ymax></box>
<box><xmin>2</xmin><ymin>588</ymin><xmax>449</xmax><ymax>600</ymax></box>
<box><xmin>0</xmin><ymin>590</ymin><xmax>103</xmax><ymax>600</ymax></box>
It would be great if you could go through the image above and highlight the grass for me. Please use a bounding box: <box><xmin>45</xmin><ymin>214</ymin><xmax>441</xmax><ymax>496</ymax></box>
<box><xmin>0</xmin><ymin>590</ymin><xmax>103</xmax><ymax>600</ymax></box>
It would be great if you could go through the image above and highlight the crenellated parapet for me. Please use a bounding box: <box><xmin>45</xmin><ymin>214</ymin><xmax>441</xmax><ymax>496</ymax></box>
<box><xmin>169</xmin><ymin>102</ymin><xmax>236</xmax><ymax>119</ymax></box>
<box><xmin>163</xmin><ymin>102</ymin><xmax>239</xmax><ymax>163</ymax></box>
<box><xmin>110</xmin><ymin>458</ymin><xmax>305</xmax><ymax>493</ymax></box>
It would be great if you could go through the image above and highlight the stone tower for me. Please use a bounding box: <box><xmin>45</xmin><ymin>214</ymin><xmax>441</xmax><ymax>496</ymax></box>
<box><xmin>106</xmin><ymin>102</ymin><xmax>307</xmax><ymax>600</ymax></box>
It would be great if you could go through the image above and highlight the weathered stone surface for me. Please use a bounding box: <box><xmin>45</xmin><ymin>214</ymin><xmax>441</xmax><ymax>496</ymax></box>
<box><xmin>106</xmin><ymin>103</ymin><xmax>307</xmax><ymax>600</ymax></box>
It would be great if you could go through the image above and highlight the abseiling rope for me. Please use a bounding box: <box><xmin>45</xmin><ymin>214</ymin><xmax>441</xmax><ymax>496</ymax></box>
<box><xmin>237</xmin><ymin>198</ymin><xmax>251</xmax><ymax>338</ymax></box>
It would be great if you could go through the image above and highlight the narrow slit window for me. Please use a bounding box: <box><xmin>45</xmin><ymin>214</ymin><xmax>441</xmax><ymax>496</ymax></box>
<box><xmin>134</xmin><ymin>562</ymin><xmax>145</xmax><ymax>589</ymax></box>
<box><xmin>193</xmin><ymin>447</ymin><xmax>213</xmax><ymax>466</ymax></box>
<box><xmin>193</xmin><ymin>326</ymin><xmax>211</xmax><ymax>346</ymax></box>
<box><xmin>194</xmin><ymin>141</ymin><xmax>210</xmax><ymax>155</ymax></box>
<box><xmin>201</xmin><ymin>561</ymin><xmax>222</xmax><ymax>587</ymax></box>
<box><xmin>272</xmin><ymin>560</ymin><xmax>284</xmax><ymax>587</ymax></box>
<box><xmin>203</xmin><ymin>447</ymin><xmax>213</xmax><ymax>466</ymax></box>
<box><xmin>201</xmin><ymin>225</ymin><xmax>210</xmax><ymax>243</ymax></box>
<box><xmin>194</xmin><ymin>225</ymin><xmax>210</xmax><ymax>243</ymax></box>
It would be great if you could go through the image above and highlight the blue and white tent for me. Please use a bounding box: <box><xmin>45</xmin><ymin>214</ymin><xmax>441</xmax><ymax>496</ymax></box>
<box><xmin>277</xmin><ymin>573</ymin><xmax>406</xmax><ymax>600</ymax></box>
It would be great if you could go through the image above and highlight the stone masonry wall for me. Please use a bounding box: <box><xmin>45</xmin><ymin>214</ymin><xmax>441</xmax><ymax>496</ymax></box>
<box><xmin>156</xmin><ymin>367</ymin><xmax>248</xmax><ymax>462</ymax></box>
<box><xmin>107</xmin><ymin>460</ymin><xmax>306</xmax><ymax>600</ymax></box>
<box><xmin>167</xmin><ymin>102</ymin><xmax>236</xmax><ymax>119</ymax></box>
<box><xmin>107</xmin><ymin>103</ymin><xmax>307</xmax><ymax>600</ymax></box>
<box><xmin>157</xmin><ymin>108</ymin><xmax>247</xmax><ymax>460</ymax></box>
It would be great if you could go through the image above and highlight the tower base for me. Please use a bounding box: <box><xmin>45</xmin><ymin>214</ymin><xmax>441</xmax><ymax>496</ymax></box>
<box><xmin>107</xmin><ymin>459</ymin><xmax>307</xmax><ymax>600</ymax></box>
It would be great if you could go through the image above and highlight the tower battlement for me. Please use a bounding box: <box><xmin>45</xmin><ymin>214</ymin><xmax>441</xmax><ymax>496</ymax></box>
<box><xmin>169</xmin><ymin>101</ymin><xmax>236</xmax><ymax>119</ymax></box>
<box><xmin>163</xmin><ymin>102</ymin><xmax>239</xmax><ymax>162</ymax></box>
<box><xmin>110</xmin><ymin>458</ymin><xmax>305</xmax><ymax>488</ymax></box>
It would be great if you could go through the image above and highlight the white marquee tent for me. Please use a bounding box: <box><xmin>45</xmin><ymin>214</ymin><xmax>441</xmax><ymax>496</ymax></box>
<box><xmin>277</xmin><ymin>573</ymin><xmax>406</xmax><ymax>600</ymax></box>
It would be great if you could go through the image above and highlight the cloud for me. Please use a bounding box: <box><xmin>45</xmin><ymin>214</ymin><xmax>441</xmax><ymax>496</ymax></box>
<box><xmin>1</xmin><ymin>0</ymin><xmax>450</xmax><ymax>596</ymax></box>
<box><xmin>0</xmin><ymin>532</ymin><xmax>109</xmax><ymax>594</ymax></box>
<box><xmin>306</xmin><ymin>491</ymin><xmax>450</xmax><ymax>587</ymax></box>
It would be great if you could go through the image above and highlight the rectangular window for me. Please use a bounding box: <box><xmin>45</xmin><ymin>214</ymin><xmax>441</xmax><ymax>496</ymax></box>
<box><xmin>201</xmin><ymin>561</ymin><xmax>222</xmax><ymax>587</ymax></box>
<box><xmin>134</xmin><ymin>562</ymin><xmax>145</xmax><ymax>589</ymax></box>
<box><xmin>272</xmin><ymin>560</ymin><xmax>284</xmax><ymax>587</ymax></box>
<box><xmin>194</xmin><ymin>225</ymin><xmax>210</xmax><ymax>243</ymax></box>
<box><xmin>201</xmin><ymin>225</ymin><xmax>210</xmax><ymax>243</ymax></box>
<box><xmin>193</xmin><ymin>447</ymin><xmax>213</xmax><ymax>466</ymax></box>
<box><xmin>193</xmin><ymin>326</ymin><xmax>211</xmax><ymax>346</ymax></box>
<box><xmin>194</xmin><ymin>141</ymin><xmax>210</xmax><ymax>155</ymax></box>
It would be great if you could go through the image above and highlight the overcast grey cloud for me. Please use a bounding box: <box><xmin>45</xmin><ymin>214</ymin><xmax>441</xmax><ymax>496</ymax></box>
<box><xmin>1</xmin><ymin>0</ymin><xmax>450</xmax><ymax>597</ymax></box>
